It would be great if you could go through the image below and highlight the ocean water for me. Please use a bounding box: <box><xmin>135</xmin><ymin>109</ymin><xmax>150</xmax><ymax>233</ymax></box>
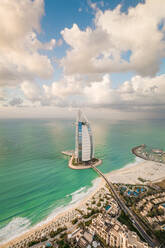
<box><xmin>0</xmin><ymin>118</ymin><xmax>165</xmax><ymax>243</ymax></box>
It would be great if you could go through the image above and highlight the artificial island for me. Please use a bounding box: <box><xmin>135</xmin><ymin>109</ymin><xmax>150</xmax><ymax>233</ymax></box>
<box><xmin>62</xmin><ymin>110</ymin><xmax>102</xmax><ymax>169</ymax></box>
<box><xmin>132</xmin><ymin>144</ymin><xmax>165</xmax><ymax>164</ymax></box>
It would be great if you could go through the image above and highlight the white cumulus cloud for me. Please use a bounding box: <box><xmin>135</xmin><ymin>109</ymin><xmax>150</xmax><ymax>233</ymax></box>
<box><xmin>20</xmin><ymin>73</ymin><xmax>165</xmax><ymax>115</ymax></box>
<box><xmin>61</xmin><ymin>0</ymin><xmax>165</xmax><ymax>76</ymax></box>
<box><xmin>0</xmin><ymin>0</ymin><xmax>55</xmax><ymax>87</ymax></box>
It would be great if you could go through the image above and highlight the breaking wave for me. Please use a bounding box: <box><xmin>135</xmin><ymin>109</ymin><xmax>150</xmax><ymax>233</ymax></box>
<box><xmin>0</xmin><ymin>217</ymin><xmax>31</xmax><ymax>244</ymax></box>
<box><xmin>0</xmin><ymin>177</ymin><xmax>101</xmax><ymax>245</ymax></box>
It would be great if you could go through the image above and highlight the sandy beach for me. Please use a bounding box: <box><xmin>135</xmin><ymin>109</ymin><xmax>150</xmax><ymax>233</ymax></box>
<box><xmin>106</xmin><ymin>160</ymin><xmax>165</xmax><ymax>184</ymax></box>
<box><xmin>1</xmin><ymin>177</ymin><xmax>105</xmax><ymax>248</ymax></box>
<box><xmin>1</xmin><ymin>159</ymin><xmax>165</xmax><ymax>247</ymax></box>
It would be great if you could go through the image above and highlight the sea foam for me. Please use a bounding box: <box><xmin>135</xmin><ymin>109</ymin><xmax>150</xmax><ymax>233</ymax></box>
<box><xmin>0</xmin><ymin>177</ymin><xmax>102</xmax><ymax>245</ymax></box>
<box><xmin>0</xmin><ymin>217</ymin><xmax>31</xmax><ymax>244</ymax></box>
<box><xmin>43</xmin><ymin>176</ymin><xmax>102</xmax><ymax>222</ymax></box>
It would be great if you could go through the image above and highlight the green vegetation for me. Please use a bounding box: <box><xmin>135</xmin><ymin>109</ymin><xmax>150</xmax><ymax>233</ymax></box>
<box><xmin>56</xmin><ymin>237</ymin><xmax>71</xmax><ymax>248</ymax></box>
<box><xmin>147</xmin><ymin>207</ymin><xmax>164</xmax><ymax>217</ymax></box>
<box><xmin>95</xmin><ymin>234</ymin><xmax>109</xmax><ymax>248</ymax></box>
<box><xmin>123</xmin><ymin>195</ymin><xmax>136</xmax><ymax>207</ymax></box>
<box><xmin>118</xmin><ymin>211</ymin><xmax>135</xmax><ymax>231</ymax></box>
<box><xmin>75</xmin><ymin>208</ymin><xmax>83</xmax><ymax>215</ymax></box>
<box><xmin>60</xmin><ymin>232</ymin><xmax>67</xmax><ymax>239</ymax></box>
<box><xmin>78</xmin><ymin>221</ymin><xmax>85</xmax><ymax>229</ymax></box>
<box><xmin>28</xmin><ymin>240</ymin><xmax>40</xmax><ymax>247</ymax></box>
<box><xmin>92</xmin><ymin>158</ymin><xmax>98</xmax><ymax>162</ymax></box>
<box><xmin>28</xmin><ymin>236</ymin><xmax>48</xmax><ymax>246</ymax></box>
<box><xmin>118</xmin><ymin>211</ymin><xmax>145</xmax><ymax>241</ymax></box>
<box><xmin>72</xmin><ymin>158</ymin><xmax>78</xmax><ymax>166</ymax></box>
<box><xmin>49</xmin><ymin>227</ymin><xmax>67</xmax><ymax>238</ymax></box>
<box><xmin>55</xmin><ymin>232</ymin><xmax>72</xmax><ymax>248</ymax></box>
<box><xmin>72</xmin><ymin>218</ymin><xmax>78</xmax><ymax>225</ymax></box>
<box><xmin>85</xmin><ymin>219</ymin><xmax>92</xmax><ymax>226</ymax></box>
<box><xmin>83</xmin><ymin>208</ymin><xmax>99</xmax><ymax>219</ymax></box>
<box><xmin>138</xmin><ymin>178</ymin><xmax>147</xmax><ymax>183</ymax></box>
<box><xmin>41</xmin><ymin>236</ymin><xmax>48</xmax><ymax>242</ymax></box>
<box><xmin>154</xmin><ymin>230</ymin><xmax>165</xmax><ymax>245</ymax></box>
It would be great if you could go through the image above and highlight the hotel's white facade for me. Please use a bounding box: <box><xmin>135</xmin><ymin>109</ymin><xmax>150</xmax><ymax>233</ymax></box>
<box><xmin>75</xmin><ymin>110</ymin><xmax>94</xmax><ymax>162</ymax></box>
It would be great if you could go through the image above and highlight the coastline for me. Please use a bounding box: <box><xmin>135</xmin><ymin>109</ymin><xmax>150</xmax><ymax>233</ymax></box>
<box><xmin>68</xmin><ymin>155</ymin><xmax>102</xmax><ymax>169</ymax></box>
<box><xmin>2</xmin><ymin>158</ymin><xmax>165</xmax><ymax>247</ymax></box>
<box><xmin>1</xmin><ymin>177</ymin><xmax>105</xmax><ymax>248</ymax></box>
<box><xmin>106</xmin><ymin>159</ymin><xmax>165</xmax><ymax>184</ymax></box>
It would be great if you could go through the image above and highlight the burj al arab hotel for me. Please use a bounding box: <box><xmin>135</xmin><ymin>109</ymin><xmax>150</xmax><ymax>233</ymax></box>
<box><xmin>75</xmin><ymin>110</ymin><xmax>94</xmax><ymax>163</ymax></box>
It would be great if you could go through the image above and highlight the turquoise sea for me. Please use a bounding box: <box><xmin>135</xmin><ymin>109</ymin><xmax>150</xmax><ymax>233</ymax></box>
<box><xmin>0</xmin><ymin>118</ymin><xmax>165</xmax><ymax>243</ymax></box>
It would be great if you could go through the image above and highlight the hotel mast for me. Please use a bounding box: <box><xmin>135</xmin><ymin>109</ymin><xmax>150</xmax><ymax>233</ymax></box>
<box><xmin>75</xmin><ymin>110</ymin><xmax>94</xmax><ymax>163</ymax></box>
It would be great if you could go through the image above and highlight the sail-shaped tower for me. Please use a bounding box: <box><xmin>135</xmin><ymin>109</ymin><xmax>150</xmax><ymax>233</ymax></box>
<box><xmin>75</xmin><ymin>110</ymin><xmax>94</xmax><ymax>163</ymax></box>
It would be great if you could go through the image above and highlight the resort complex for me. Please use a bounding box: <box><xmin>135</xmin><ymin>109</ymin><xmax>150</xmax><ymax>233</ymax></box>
<box><xmin>132</xmin><ymin>144</ymin><xmax>165</xmax><ymax>164</ymax></box>
<box><xmin>6</xmin><ymin>185</ymin><xmax>154</xmax><ymax>248</ymax></box>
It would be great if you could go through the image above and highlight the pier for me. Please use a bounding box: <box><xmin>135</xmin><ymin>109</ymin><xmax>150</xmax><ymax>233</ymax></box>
<box><xmin>61</xmin><ymin>150</ymin><xmax>74</xmax><ymax>156</ymax></box>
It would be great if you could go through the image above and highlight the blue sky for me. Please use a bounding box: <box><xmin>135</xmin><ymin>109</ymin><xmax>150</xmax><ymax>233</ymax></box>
<box><xmin>40</xmin><ymin>0</ymin><xmax>150</xmax><ymax>82</ymax></box>
<box><xmin>39</xmin><ymin>0</ymin><xmax>165</xmax><ymax>84</ymax></box>
<box><xmin>0</xmin><ymin>0</ymin><xmax>165</xmax><ymax>119</ymax></box>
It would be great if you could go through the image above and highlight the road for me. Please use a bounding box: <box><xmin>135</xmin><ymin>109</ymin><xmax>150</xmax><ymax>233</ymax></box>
<box><xmin>91</xmin><ymin>164</ymin><xmax>158</xmax><ymax>248</ymax></box>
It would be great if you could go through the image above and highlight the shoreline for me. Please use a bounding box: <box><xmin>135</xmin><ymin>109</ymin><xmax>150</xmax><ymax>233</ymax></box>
<box><xmin>2</xmin><ymin>158</ymin><xmax>165</xmax><ymax>247</ymax></box>
<box><xmin>68</xmin><ymin>155</ymin><xmax>102</xmax><ymax>169</ymax></box>
<box><xmin>1</xmin><ymin>177</ymin><xmax>105</xmax><ymax>248</ymax></box>
<box><xmin>106</xmin><ymin>159</ymin><xmax>165</xmax><ymax>184</ymax></box>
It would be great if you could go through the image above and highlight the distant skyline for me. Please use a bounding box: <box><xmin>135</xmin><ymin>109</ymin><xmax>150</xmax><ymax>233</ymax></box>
<box><xmin>0</xmin><ymin>0</ymin><xmax>165</xmax><ymax>119</ymax></box>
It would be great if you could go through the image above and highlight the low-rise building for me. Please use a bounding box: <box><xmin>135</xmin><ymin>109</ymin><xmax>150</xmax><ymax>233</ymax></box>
<box><xmin>88</xmin><ymin>213</ymin><xmax>150</xmax><ymax>248</ymax></box>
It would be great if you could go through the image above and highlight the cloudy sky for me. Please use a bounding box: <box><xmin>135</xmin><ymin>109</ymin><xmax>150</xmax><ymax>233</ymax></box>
<box><xmin>0</xmin><ymin>0</ymin><xmax>165</xmax><ymax>119</ymax></box>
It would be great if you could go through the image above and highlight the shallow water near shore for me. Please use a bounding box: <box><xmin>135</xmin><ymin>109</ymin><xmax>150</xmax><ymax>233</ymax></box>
<box><xmin>0</xmin><ymin>118</ymin><xmax>165</xmax><ymax>243</ymax></box>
